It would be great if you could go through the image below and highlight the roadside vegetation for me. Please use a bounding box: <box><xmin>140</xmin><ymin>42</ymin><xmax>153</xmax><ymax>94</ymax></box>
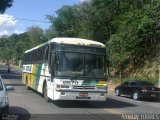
<box><xmin>0</xmin><ymin>0</ymin><xmax>159</xmax><ymax>85</ymax></box>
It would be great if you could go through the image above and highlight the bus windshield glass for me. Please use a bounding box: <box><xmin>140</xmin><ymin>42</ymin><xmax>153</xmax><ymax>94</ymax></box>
<box><xmin>85</xmin><ymin>54</ymin><xmax>105</xmax><ymax>78</ymax></box>
<box><xmin>57</xmin><ymin>52</ymin><xmax>84</xmax><ymax>76</ymax></box>
<box><xmin>56</xmin><ymin>52</ymin><xmax>106</xmax><ymax>78</ymax></box>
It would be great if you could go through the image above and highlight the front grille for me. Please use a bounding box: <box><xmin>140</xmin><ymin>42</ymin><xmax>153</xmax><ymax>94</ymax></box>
<box><xmin>73</xmin><ymin>86</ymin><xmax>95</xmax><ymax>90</ymax></box>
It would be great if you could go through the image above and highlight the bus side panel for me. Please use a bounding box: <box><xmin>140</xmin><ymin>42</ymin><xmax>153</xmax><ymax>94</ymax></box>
<box><xmin>38</xmin><ymin>64</ymin><xmax>50</xmax><ymax>93</ymax></box>
<box><xmin>31</xmin><ymin>63</ymin><xmax>50</xmax><ymax>94</ymax></box>
<box><xmin>38</xmin><ymin>76</ymin><xmax>45</xmax><ymax>93</ymax></box>
<box><xmin>38</xmin><ymin>64</ymin><xmax>49</xmax><ymax>94</ymax></box>
<box><xmin>47</xmin><ymin>80</ymin><xmax>54</xmax><ymax>100</ymax></box>
<box><xmin>24</xmin><ymin>63</ymin><xmax>51</xmax><ymax>94</ymax></box>
<box><xmin>29</xmin><ymin>64</ymin><xmax>36</xmax><ymax>88</ymax></box>
<box><xmin>22</xmin><ymin>65</ymin><xmax>32</xmax><ymax>86</ymax></box>
<box><xmin>33</xmin><ymin>64</ymin><xmax>42</xmax><ymax>90</ymax></box>
<box><xmin>22</xmin><ymin>72</ymin><xmax>26</xmax><ymax>84</ymax></box>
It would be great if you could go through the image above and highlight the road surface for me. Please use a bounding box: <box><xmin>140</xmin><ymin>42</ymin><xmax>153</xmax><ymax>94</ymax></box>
<box><xmin>0</xmin><ymin>64</ymin><xmax>160</xmax><ymax>120</ymax></box>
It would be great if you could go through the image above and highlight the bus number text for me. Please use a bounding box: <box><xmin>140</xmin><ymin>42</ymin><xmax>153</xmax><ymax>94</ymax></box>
<box><xmin>63</xmin><ymin>81</ymin><xmax>78</xmax><ymax>85</ymax></box>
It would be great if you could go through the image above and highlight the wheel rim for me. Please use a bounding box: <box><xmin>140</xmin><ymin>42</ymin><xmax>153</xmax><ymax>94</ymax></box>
<box><xmin>116</xmin><ymin>89</ymin><xmax>119</xmax><ymax>96</ymax></box>
<box><xmin>133</xmin><ymin>92</ymin><xmax>138</xmax><ymax>100</ymax></box>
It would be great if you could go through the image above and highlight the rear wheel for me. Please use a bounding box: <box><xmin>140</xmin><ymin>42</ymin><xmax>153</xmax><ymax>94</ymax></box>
<box><xmin>115</xmin><ymin>89</ymin><xmax>121</xmax><ymax>96</ymax></box>
<box><xmin>43</xmin><ymin>83</ymin><xmax>50</xmax><ymax>102</ymax></box>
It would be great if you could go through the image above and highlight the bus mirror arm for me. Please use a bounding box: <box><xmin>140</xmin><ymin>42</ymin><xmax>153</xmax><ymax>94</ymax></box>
<box><xmin>48</xmin><ymin>52</ymin><xmax>56</xmax><ymax>74</ymax></box>
<box><xmin>52</xmin><ymin>53</ymin><xmax>55</xmax><ymax>62</ymax></box>
<box><xmin>51</xmin><ymin>50</ymin><xmax>56</xmax><ymax>61</ymax></box>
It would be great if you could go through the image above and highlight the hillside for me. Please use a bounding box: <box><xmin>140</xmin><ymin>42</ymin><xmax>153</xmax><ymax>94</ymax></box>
<box><xmin>130</xmin><ymin>47</ymin><xmax>160</xmax><ymax>85</ymax></box>
<box><xmin>109</xmin><ymin>44</ymin><xmax>160</xmax><ymax>88</ymax></box>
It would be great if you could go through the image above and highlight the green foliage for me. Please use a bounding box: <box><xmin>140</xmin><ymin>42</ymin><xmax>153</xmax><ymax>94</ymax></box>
<box><xmin>107</xmin><ymin>1</ymin><xmax>160</xmax><ymax>79</ymax></box>
<box><xmin>47</xmin><ymin>6</ymin><xmax>79</xmax><ymax>37</ymax></box>
<box><xmin>108</xmin><ymin>34</ymin><xmax>126</xmax><ymax>64</ymax></box>
<box><xmin>0</xmin><ymin>26</ymin><xmax>49</xmax><ymax>63</ymax></box>
<box><xmin>0</xmin><ymin>0</ymin><xmax>13</xmax><ymax>13</ymax></box>
<box><xmin>0</xmin><ymin>33</ymin><xmax>30</xmax><ymax>62</ymax></box>
<box><xmin>0</xmin><ymin>25</ymin><xmax>49</xmax><ymax>63</ymax></box>
<box><xmin>27</xmin><ymin>26</ymin><xmax>46</xmax><ymax>47</ymax></box>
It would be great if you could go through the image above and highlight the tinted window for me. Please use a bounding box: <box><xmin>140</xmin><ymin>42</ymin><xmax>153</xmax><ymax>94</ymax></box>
<box><xmin>122</xmin><ymin>82</ymin><xmax>129</xmax><ymax>86</ymax></box>
<box><xmin>139</xmin><ymin>81</ymin><xmax>154</xmax><ymax>86</ymax></box>
<box><xmin>130</xmin><ymin>82</ymin><xmax>138</xmax><ymax>86</ymax></box>
<box><xmin>57</xmin><ymin>52</ymin><xmax>83</xmax><ymax>76</ymax></box>
<box><xmin>23</xmin><ymin>44</ymin><xmax>49</xmax><ymax>64</ymax></box>
<box><xmin>85</xmin><ymin>54</ymin><xmax>105</xmax><ymax>77</ymax></box>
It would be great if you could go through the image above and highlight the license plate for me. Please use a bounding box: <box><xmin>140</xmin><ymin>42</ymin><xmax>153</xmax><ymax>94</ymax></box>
<box><xmin>79</xmin><ymin>92</ymin><xmax>88</xmax><ymax>97</ymax></box>
<box><xmin>151</xmin><ymin>94</ymin><xmax>156</xmax><ymax>97</ymax></box>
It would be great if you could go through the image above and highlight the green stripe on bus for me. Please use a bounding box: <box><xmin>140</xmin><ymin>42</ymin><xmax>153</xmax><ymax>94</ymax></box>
<box><xmin>35</xmin><ymin>64</ymin><xmax>42</xmax><ymax>90</ymax></box>
<box><xmin>82</xmin><ymin>80</ymin><xmax>97</xmax><ymax>86</ymax></box>
<box><xmin>32</xmin><ymin>64</ymin><xmax>37</xmax><ymax>89</ymax></box>
<box><xmin>32</xmin><ymin>64</ymin><xmax>42</xmax><ymax>90</ymax></box>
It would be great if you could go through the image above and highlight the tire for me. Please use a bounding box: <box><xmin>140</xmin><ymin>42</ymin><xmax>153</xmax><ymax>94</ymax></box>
<box><xmin>43</xmin><ymin>83</ymin><xmax>50</xmax><ymax>102</ymax></box>
<box><xmin>5</xmin><ymin>105</ymin><xmax>9</xmax><ymax>114</ymax></box>
<box><xmin>26</xmin><ymin>84</ymin><xmax>30</xmax><ymax>90</ymax></box>
<box><xmin>132</xmin><ymin>92</ymin><xmax>140</xmax><ymax>100</ymax></box>
<box><xmin>115</xmin><ymin>89</ymin><xmax>121</xmax><ymax>96</ymax></box>
<box><xmin>1</xmin><ymin>105</ymin><xmax>9</xmax><ymax>114</ymax></box>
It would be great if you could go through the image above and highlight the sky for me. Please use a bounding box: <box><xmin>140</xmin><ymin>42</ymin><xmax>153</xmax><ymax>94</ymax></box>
<box><xmin>0</xmin><ymin>0</ymin><xmax>86</xmax><ymax>37</ymax></box>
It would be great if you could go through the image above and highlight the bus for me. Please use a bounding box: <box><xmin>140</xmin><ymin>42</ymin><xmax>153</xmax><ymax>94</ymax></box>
<box><xmin>22</xmin><ymin>38</ymin><xmax>108</xmax><ymax>102</ymax></box>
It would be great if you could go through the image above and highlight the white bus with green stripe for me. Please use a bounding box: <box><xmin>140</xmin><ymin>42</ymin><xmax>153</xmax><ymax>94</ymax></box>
<box><xmin>22</xmin><ymin>38</ymin><xmax>108</xmax><ymax>101</ymax></box>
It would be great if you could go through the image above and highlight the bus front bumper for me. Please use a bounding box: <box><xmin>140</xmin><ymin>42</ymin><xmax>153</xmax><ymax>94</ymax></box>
<box><xmin>54</xmin><ymin>89</ymin><xmax>107</xmax><ymax>101</ymax></box>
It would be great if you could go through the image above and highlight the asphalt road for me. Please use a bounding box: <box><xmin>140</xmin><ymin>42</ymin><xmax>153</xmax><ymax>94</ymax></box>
<box><xmin>0</xmin><ymin>64</ymin><xmax>160</xmax><ymax>120</ymax></box>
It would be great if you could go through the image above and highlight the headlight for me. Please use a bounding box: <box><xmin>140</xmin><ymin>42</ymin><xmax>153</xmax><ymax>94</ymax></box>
<box><xmin>0</xmin><ymin>97</ymin><xmax>8</xmax><ymax>107</ymax></box>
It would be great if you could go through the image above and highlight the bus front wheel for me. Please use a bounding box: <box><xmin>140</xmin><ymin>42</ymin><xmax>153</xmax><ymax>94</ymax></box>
<box><xmin>43</xmin><ymin>83</ymin><xmax>50</xmax><ymax>102</ymax></box>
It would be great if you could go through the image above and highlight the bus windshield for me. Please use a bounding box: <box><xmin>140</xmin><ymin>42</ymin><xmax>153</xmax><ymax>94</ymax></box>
<box><xmin>85</xmin><ymin>54</ymin><xmax>105</xmax><ymax>78</ymax></box>
<box><xmin>56</xmin><ymin>52</ymin><xmax>106</xmax><ymax>78</ymax></box>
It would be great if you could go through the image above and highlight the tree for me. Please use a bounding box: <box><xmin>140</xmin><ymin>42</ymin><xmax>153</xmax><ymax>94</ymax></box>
<box><xmin>27</xmin><ymin>26</ymin><xmax>45</xmax><ymax>47</ymax></box>
<box><xmin>0</xmin><ymin>0</ymin><xmax>13</xmax><ymax>14</ymax></box>
<box><xmin>45</xmin><ymin>27</ymin><xmax>56</xmax><ymax>40</ymax></box>
<box><xmin>47</xmin><ymin>5</ymin><xmax>78</xmax><ymax>37</ymax></box>
<box><xmin>107</xmin><ymin>0</ymin><xmax>160</xmax><ymax>78</ymax></box>
<box><xmin>12</xmin><ymin>33</ymin><xmax>30</xmax><ymax>60</ymax></box>
<box><xmin>74</xmin><ymin>2</ymin><xmax>94</xmax><ymax>39</ymax></box>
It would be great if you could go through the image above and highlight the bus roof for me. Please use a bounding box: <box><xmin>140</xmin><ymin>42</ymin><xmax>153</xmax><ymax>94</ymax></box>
<box><xmin>25</xmin><ymin>37</ymin><xmax>105</xmax><ymax>53</ymax></box>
